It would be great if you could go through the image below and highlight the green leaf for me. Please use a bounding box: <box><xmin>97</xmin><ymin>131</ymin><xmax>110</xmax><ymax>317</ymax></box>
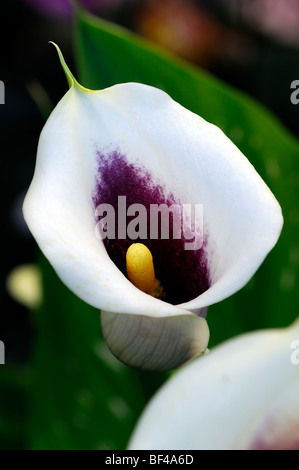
<box><xmin>0</xmin><ymin>367</ymin><xmax>31</xmax><ymax>450</ymax></box>
<box><xmin>73</xmin><ymin>8</ymin><xmax>299</xmax><ymax>345</ymax></box>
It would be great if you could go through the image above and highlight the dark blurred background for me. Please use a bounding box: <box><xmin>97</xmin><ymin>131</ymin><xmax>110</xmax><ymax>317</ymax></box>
<box><xmin>1</xmin><ymin>0</ymin><xmax>299</xmax><ymax>380</ymax></box>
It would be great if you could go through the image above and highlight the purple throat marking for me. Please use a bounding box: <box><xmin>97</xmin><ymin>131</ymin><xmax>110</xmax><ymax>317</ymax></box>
<box><xmin>93</xmin><ymin>150</ymin><xmax>210</xmax><ymax>305</ymax></box>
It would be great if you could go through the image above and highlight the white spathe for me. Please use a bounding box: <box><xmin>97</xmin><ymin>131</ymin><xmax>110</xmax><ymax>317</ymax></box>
<box><xmin>23</xmin><ymin>45</ymin><xmax>283</xmax><ymax>370</ymax></box>
<box><xmin>128</xmin><ymin>318</ymin><xmax>299</xmax><ymax>450</ymax></box>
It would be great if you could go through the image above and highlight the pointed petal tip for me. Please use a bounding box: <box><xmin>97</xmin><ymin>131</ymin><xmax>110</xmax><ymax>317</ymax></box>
<box><xmin>49</xmin><ymin>41</ymin><xmax>92</xmax><ymax>93</ymax></box>
<box><xmin>49</xmin><ymin>41</ymin><xmax>74</xmax><ymax>89</ymax></box>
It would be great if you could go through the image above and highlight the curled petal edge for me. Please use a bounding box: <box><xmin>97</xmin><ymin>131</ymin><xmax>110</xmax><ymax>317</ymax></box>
<box><xmin>101</xmin><ymin>310</ymin><xmax>209</xmax><ymax>371</ymax></box>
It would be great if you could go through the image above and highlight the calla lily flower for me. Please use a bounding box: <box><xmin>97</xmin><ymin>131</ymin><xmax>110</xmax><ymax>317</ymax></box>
<box><xmin>23</xmin><ymin>44</ymin><xmax>283</xmax><ymax>371</ymax></box>
<box><xmin>128</xmin><ymin>318</ymin><xmax>299</xmax><ymax>450</ymax></box>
